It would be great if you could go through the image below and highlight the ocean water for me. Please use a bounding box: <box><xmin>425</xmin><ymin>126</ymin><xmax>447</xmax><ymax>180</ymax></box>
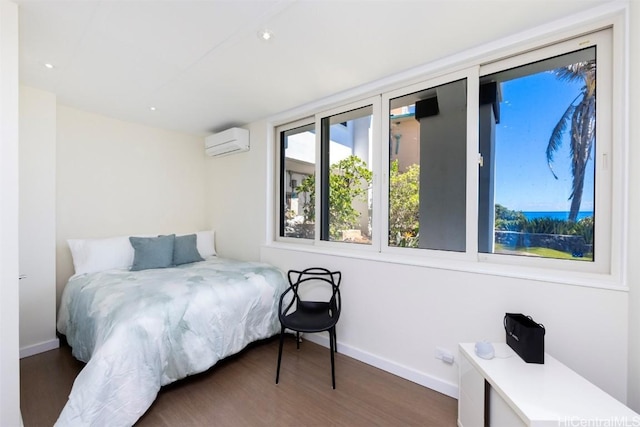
<box><xmin>522</xmin><ymin>211</ymin><xmax>594</xmax><ymax>221</ymax></box>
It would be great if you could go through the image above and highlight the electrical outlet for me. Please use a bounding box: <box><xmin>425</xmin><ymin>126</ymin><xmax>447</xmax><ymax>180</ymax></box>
<box><xmin>435</xmin><ymin>346</ymin><xmax>455</xmax><ymax>365</ymax></box>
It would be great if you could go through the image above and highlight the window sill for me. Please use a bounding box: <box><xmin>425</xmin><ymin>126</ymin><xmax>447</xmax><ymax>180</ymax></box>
<box><xmin>263</xmin><ymin>241</ymin><xmax>627</xmax><ymax>292</ymax></box>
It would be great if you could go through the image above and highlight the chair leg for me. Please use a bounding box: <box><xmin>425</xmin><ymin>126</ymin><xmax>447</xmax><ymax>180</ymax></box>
<box><xmin>333</xmin><ymin>328</ymin><xmax>338</xmax><ymax>353</ymax></box>
<box><xmin>276</xmin><ymin>327</ymin><xmax>285</xmax><ymax>384</ymax></box>
<box><xmin>329</xmin><ymin>327</ymin><xmax>336</xmax><ymax>389</ymax></box>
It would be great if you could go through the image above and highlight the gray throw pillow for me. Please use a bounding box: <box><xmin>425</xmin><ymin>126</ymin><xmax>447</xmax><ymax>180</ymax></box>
<box><xmin>129</xmin><ymin>235</ymin><xmax>175</xmax><ymax>271</ymax></box>
<box><xmin>173</xmin><ymin>234</ymin><xmax>204</xmax><ymax>265</ymax></box>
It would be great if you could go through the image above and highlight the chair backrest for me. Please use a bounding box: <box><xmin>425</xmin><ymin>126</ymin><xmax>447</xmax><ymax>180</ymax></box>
<box><xmin>280</xmin><ymin>267</ymin><xmax>341</xmax><ymax>319</ymax></box>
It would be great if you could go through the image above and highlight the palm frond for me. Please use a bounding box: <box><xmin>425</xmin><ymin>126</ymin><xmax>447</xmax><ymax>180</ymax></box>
<box><xmin>546</xmin><ymin>103</ymin><xmax>575</xmax><ymax>179</ymax></box>
<box><xmin>553</xmin><ymin>60</ymin><xmax>595</xmax><ymax>84</ymax></box>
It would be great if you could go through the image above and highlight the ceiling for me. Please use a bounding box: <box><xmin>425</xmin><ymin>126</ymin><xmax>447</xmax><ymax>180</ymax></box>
<box><xmin>17</xmin><ymin>0</ymin><xmax>610</xmax><ymax>137</ymax></box>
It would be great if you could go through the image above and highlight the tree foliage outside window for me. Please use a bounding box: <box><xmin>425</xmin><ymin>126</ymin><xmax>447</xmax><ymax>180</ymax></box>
<box><xmin>296</xmin><ymin>155</ymin><xmax>372</xmax><ymax>241</ymax></box>
<box><xmin>495</xmin><ymin>204</ymin><xmax>594</xmax><ymax>246</ymax></box>
<box><xmin>389</xmin><ymin>159</ymin><xmax>420</xmax><ymax>248</ymax></box>
<box><xmin>494</xmin><ymin>204</ymin><xmax>527</xmax><ymax>231</ymax></box>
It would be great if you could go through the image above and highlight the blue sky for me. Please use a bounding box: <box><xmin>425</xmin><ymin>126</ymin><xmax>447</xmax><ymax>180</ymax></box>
<box><xmin>494</xmin><ymin>71</ymin><xmax>594</xmax><ymax>213</ymax></box>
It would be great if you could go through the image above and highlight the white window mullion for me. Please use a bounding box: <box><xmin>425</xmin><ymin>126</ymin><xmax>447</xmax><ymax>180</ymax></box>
<box><xmin>369</xmin><ymin>95</ymin><xmax>383</xmax><ymax>253</ymax></box>
<box><xmin>465</xmin><ymin>65</ymin><xmax>481</xmax><ymax>261</ymax></box>
<box><xmin>380</xmin><ymin>92</ymin><xmax>392</xmax><ymax>254</ymax></box>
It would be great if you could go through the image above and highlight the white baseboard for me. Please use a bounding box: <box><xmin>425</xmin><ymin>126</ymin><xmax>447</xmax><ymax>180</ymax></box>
<box><xmin>303</xmin><ymin>333</ymin><xmax>459</xmax><ymax>399</ymax></box>
<box><xmin>20</xmin><ymin>338</ymin><xmax>60</xmax><ymax>359</ymax></box>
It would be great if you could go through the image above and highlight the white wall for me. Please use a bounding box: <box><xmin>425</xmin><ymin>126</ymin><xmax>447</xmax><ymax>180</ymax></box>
<box><xmin>0</xmin><ymin>1</ymin><xmax>21</xmax><ymax>424</ymax></box>
<box><xmin>261</xmin><ymin>248</ymin><xmax>629</xmax><ymax>399</ymax></box>
<box><xmin>19</xmin><ymin>86</ymin><xmax>59</xmax><ymax>357</ymax></box>
<box><xmin>204</xmin><ymin>121</ymin><xmax>267</xmax><ymax>261</ymax></box>
<box><xmin>56</xmin><ymin>106</ymin><xmax>207</xmax><ymax>301</ymax></box>
<box><xmin>626</xmin><ymin>0</ymin><xmax>640</xmax><ymax>412</ymax></box>
<box><xmin>206</xmin><ymin>3</ymin><xmax>639</xmax><ymax>409</ymax></box>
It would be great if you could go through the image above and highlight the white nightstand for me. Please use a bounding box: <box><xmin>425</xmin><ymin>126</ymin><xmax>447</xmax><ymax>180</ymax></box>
<box><xmin>458</xmin><ymin>343</ymin><xmax>639</xmax><ymax>427</ymax></box>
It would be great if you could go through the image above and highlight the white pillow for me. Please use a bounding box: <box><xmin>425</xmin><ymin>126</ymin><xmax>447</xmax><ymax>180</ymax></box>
<box><xmin>194</xmin><ymin>230</ymin><xmax>216</xmax><ymax>258</ymax></box>
<box><xmin>68</xmin><ymin>230</ymin><xmax>216</xmax><ymax>275</ymax></box>
<box><xmin>68</xmin><ymin>236</ymin><xmax>135</xmax><ymax>275</ymax></box>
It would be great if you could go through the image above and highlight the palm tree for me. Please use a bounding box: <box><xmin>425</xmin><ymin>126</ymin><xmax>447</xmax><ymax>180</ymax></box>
<box><xmin>546</xmin><ymin>59</ymin><xmax>596</xmax><ymax>222</ymax></box>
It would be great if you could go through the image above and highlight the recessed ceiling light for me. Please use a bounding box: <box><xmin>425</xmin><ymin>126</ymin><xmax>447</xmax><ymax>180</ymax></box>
<box><xmin>44</xmin><ymin>63</ymin><xmax>54</xmax><ymax>69</ymax></box>
<box><xmin>149</xmin><ymin>106</ymin><xmax>157</xmax><ymax>111</ymax></box>
<box><xmin>258</xmin><ymin>29</ymin><xmax>274</xmax><ymax>42</ymax></box>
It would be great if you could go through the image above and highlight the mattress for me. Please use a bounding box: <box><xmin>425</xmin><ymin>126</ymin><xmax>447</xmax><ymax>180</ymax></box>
<box><xmin>55</xmin><ymin>257</ymin><xmax>288</xmax><ymax>426</ymax></box>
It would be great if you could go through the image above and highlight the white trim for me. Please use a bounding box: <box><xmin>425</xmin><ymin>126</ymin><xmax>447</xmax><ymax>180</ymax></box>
<box><xmin>19</xmin><ymin>338</ymin><xmax>60</xmax><ymax>359</ymax></box>
<box><xmin>263</xmin><ymin>242</ymin><xmax>628</xmax><ymax>292</ymax></box>
<box><xmin>303</xmin><ymin>333</ymin><xmax>459</xmax><ymax>399</ymax></box>
<box><xmin>610</xmin><ymin>9</ymin><xmax>629</xmax><ymax>289</ymax></box>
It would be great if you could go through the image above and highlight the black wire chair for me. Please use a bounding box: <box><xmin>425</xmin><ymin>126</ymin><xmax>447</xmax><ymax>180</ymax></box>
<box><xmin>275</xmin><ymin>267</ymin><xmax>342</xmax><ymax>389</ymax></box>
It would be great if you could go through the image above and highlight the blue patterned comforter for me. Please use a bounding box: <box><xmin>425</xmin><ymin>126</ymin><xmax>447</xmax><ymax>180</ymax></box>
<box><xmin>55</xmin><ymin>257</ymin><xmax>287</xmax><ymax>426</ymax></box>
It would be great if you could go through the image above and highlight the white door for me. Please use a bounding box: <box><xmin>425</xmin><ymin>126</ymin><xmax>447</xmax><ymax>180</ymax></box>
<box><xmin>0</xmin><ymin>1</ymin><xmax>22</xmax><ymax>425</ymax></box>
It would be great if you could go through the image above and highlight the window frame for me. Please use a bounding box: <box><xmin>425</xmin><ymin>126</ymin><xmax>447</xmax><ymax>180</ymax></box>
<box><xmin>275</xmin><ymin>116</ymin><xmax>316</xmax><ymax>245</ymax></box>
<box><xmin>269</xmin><ymin>8</ymin><xmax>626</xmax><ymax>288</ymax></box>
<box><xmin>477</xmin><ymin>28</ymin><xmax>614</xmax><ymax>275</ymax></box>
<box><xmin>381</xmin><ymin>67</ymin><xmax>480</xmax><ymax>262</ymax></box>
<box><xmin>313</xmin><ymin>97</ymin><xmax>382</xmax><ymax>253</ymax></box>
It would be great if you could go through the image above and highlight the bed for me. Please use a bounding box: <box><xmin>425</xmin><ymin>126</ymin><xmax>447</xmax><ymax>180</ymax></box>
<box><xmin>55</xmin><ymin>232</ymin><xmax>288</xmax><ymax>426</ymax></box>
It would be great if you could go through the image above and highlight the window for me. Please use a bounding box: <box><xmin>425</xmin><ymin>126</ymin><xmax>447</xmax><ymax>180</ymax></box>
<box><xmin>274</xmin><ymin>26</ymin><xmax>617</xmax><ymax>276</ymax></box>
<box><xmin>277</xmin><ymin>103</ymin><xmax>375</xmax><ymax>245</ymax></box>
<box><xmin>478</xmin><ymin>29</ymin><xmax>612</xmax><ymax>269</ymax></box>
<box><xmin>279</xmin><ymin>122</ymin><xmax>316</xmax><ymax>240</ymax></box>
<box><xmin>320</xmin><ymin>105</ymin><xmax>374</xmax><ymax>244</ymax></box>
<box><xmin>387</xmin><ymin>78</ymin><xmax>468</xmax><ymax>252</ymax></box>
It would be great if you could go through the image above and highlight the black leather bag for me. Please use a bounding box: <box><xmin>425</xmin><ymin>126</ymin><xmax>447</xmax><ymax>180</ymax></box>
<box><xmin>504</xmin><ymin>313</ymin><xmax>545</xmax><ymax>364</ymax></box>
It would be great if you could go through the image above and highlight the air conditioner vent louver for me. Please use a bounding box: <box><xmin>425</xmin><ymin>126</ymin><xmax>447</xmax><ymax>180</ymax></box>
<box><xmin>205</xmin><ymin>127</ymin><xmax>249</xmax><ymax>157</ymax></box>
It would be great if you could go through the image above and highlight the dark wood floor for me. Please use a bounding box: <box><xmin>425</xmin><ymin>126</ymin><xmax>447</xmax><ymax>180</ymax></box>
<box><xmin>21</xmin><ymin>336</ymin><xmax>458</xmax><ymax>426</ymax></box>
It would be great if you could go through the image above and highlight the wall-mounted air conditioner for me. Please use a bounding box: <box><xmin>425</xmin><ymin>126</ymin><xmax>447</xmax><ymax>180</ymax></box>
<box><xmin>205</xmin><ymin>127</ymin><xmax>250</xmax><ymax>157</ymax></box>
